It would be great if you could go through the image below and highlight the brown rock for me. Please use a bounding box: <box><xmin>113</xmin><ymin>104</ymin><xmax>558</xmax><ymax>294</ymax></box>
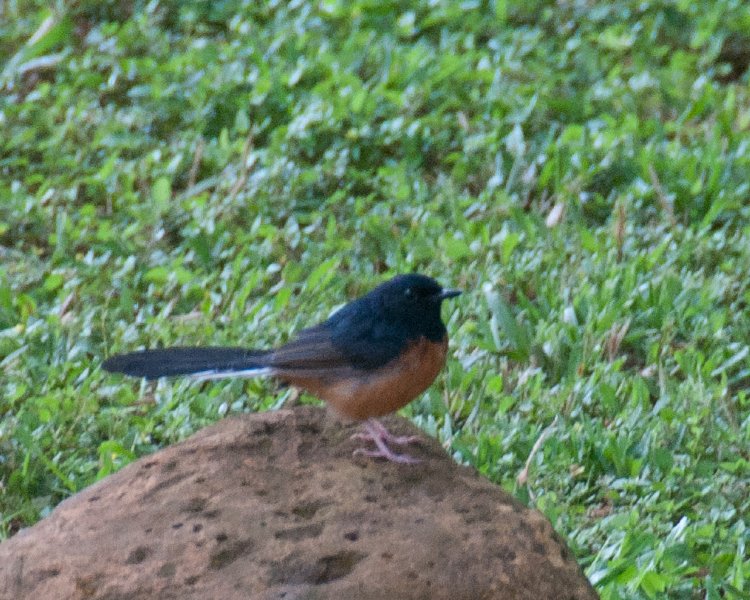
<box><xmin>0</xmin><ymin>407</ymin><xmax>598</xmax><ymax>600</ymax></box>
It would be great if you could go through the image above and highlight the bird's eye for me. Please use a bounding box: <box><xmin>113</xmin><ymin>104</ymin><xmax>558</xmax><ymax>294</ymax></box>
<box><xmin>404</xmin><ymin>287</ymin><xmax>413</xmax><ymax>298</ymax></box>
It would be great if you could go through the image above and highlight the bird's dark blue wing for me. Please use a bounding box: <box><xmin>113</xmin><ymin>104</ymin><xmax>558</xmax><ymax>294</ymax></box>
<box><xmin>323</xmin><ymin>296</ymin><xmax>406</xmax><ymax>370</ymax></box>
<box><xmin>267</xmin><ymin>296</ymin><xmax>406</xmax><ymax>372</ymax></box>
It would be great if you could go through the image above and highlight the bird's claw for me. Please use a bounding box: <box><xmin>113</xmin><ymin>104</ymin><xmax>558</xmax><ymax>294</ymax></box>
<box><xmin>352</xmin><ymin>447</ymin><xmax>421</xmax><ymax>464</ymax></box>
<box><xmin>351</xmin><ymin>419</ymin><xmax>422</xmax><ymax>464</ymax></box>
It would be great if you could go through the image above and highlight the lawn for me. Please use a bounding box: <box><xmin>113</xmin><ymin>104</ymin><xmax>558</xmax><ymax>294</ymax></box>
<box><xmin>1</xmin><ymin>1</ymin><xmax>749</xmax><ymax>597</ymax></box>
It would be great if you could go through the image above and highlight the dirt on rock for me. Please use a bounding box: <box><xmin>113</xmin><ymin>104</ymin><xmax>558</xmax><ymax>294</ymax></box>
<box><xmin>0</xmin><ymin>406</ymin><xmax>598</xmax><ymax>600</ymax></box>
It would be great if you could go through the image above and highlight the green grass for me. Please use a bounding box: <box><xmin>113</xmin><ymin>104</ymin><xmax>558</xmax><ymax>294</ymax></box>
<box><xmin>2</xmin><ymin>1</ymin><xmax>750</xmax><ymax>597</ymax></box>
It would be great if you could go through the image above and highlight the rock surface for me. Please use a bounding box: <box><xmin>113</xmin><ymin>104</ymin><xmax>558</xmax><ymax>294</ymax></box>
<box><xmin>0</xmin><ymin>406</ymin><xmax>598</xmax><ymax>600</ymax></box>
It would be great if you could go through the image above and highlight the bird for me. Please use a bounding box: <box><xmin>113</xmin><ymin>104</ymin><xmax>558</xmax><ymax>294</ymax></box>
<box><xmin>102</xmin><ymin>273</ymin><xmax>461</xmax><ymax>463</ymax></box>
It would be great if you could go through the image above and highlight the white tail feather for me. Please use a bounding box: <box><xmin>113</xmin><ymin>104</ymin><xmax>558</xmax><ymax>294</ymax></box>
<box><xmin>188</xmin><ymin>367</ymin><xmax>275</xmax><ymax>381</ymax></box>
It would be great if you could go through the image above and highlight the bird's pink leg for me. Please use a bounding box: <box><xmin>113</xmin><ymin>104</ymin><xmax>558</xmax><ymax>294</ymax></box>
<box><xmin>352</xmin><ymin>419</ymin><xmax>422</xmax><ymax>464</ymax></box>
<box><xmin>363</xmin><ymin>418</ymin><xmax>422</xmax><ymax>446</ymax></box>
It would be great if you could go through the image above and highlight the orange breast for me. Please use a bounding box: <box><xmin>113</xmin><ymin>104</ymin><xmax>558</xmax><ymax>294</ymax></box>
<box><xmin>289</xmin><ymin>336</ymin><xmax>448</xmax><ymax>421</ymax></box>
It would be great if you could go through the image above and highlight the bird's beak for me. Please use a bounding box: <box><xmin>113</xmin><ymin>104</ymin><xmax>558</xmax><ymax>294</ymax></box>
<box><xmin>438</xmin><ymin>288</ymin><xmax>462</xmax><ymax>300</ymax></box>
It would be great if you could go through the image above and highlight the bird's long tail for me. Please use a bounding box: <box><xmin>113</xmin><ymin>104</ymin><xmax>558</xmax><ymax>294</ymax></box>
<box><xmin>101</xmin><ymin>347</ymin><xmax>273</xmax><ymax>381</ymax></box>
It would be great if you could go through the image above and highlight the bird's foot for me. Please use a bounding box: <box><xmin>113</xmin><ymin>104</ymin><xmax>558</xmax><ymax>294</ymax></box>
<box><xmin>351</xmin><ymin>418</ymin><xmax>422</xmax><ymax>446</ymax></box>
<box><xmin>351</xmin><ymin>419</ymin><xmax>422</xmax><ymax>464</ymax></box>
